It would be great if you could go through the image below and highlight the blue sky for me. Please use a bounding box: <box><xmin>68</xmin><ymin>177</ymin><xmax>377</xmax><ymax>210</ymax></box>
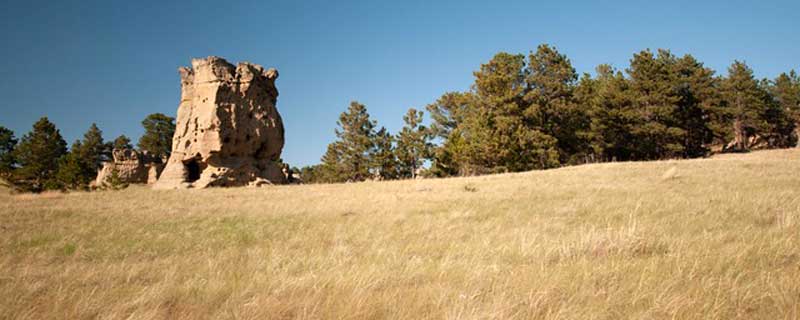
<box><xmin>1</xmin><ymin>0</ymin><xmax>798</xmax><ymax>166</ymax></box>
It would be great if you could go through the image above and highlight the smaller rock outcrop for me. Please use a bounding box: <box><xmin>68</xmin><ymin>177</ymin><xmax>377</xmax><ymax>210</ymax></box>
<box><xmin>94</xmin><ymin>149</ymin><xmax>164</xmax><ymax>187</ymax></box>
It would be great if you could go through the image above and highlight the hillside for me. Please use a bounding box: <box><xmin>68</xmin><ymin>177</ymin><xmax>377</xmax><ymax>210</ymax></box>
<box><xmin>1</xmin><ymin>149</ymin><xmax>799</xmax><ymax>319</ymax></box>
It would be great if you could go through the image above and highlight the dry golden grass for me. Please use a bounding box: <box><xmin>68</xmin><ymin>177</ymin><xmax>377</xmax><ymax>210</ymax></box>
<box><xmin>1</xmin><ymin>149</ymin><xmax>799</xmax><ymax>319</ymax></box>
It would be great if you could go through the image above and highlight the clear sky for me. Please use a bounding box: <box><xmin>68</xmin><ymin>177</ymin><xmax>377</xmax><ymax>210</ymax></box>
<box><xmin>1</xmin><ymin>0</ymin><xmax>798</xmax><ymax>166</ymax></box>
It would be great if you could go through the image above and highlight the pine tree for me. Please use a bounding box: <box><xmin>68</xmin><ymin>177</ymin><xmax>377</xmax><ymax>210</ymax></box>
<box><xmin>0</xmin><ymin>126</ymin><xmax>17</xmax><ymax>178</ymax></box>
<box><xmin>371</xmin><ymin>127</ymin><xmax>399</xmax><ymax>180</ymax></box>
<box><xmin>55</xmin><ymin>142</ymin><xmax>92</xmax><ymax>190</ymax></box>
<box><xmin>298</xmin><ymin>164</ymin><xmax>324</xmax><ymax>184</ymax></box>
<box><xmin>12</xmin><ymin>117</ymin><xmax>67</xmax><ymax>192</ymax></box>
<box><xmin>582</xmin><ymin>65</ymin><xmax>637</xmax><ymax>161</ymax></box>
<box><xmin>524</xmin><ymin>44</ymin><xmax>587</xmax><ymax>163</ymax></box>
<box><xmin>395</xmin><ymin>108</ymin><xmax>431</xmax><ymax>178</ymax></box>
<box><xmin>320</xmin><ymin>101</ymin><xmax>376</xmax><ymax>182</ymax></box>
<box><xmin>319</xmin><ymin>143</ymin><xmax>346</xmax><ymax>183</ymax></box>
<box><xmin>464</xmin><ymin>52</ymin><xmax>524</xmax><ymax>173</ymax></box>
<box><xmin>672</xmin><ymin>54</ymin><xmax>717</xmax><ymax>157</ymax></box>
<box><xmin>469</xmin><ymin>52</ymin><xmax>559</xmax><ymax>173</ymax></box>
<box><xmin>626</xmin><ymin>49</ymin><xmax>685</xmax><ymax>159</ymax></box>
<box><xmin>760</xmin><ymin>78</ymin><xmax>796</xmax><ymax>147</ymax></box>
<box><xmin>138</xmin><ymin>113</ymin><xmax>175</xmax><ymax>158</ymax></box>
<box><xmin>573</xmin><ymin>72</ymin><xmax>599</xmax><ymax>160</ymax></box>
<box><xmin>770</xmin><ymin>71</ymin><xmax>800</xmax><ymax>146</ymax></box>
<box><xmin>721</xmin><ymin>61</ymin><xmax>769</xmax><ymax>151</ymax></box>
<box><xmin>112</xmin><ymin>134</ymin><xmax>133</xmax><ymax>150</ymax></box>
<box><xmin>76</xmin><ymin>123</ymin><xmax>110</xmax><ymax>171</ymax></box>
<box><xmin>426</xmin><ymin>92</ymin><xmax>473</xmax><ymax>176</ymax></box>
<box><xmin>53</xmin><ymin>124</ymin><xmax>113</xmax><ymax>190</ymax></box>
<box><xmin>101</xmin><ymin>168</ymin><xmax>128</xmax><ymax>190</ymax></box>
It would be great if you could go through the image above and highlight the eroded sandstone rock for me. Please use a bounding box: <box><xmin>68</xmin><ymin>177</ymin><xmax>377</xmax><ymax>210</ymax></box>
<box><xmin>153</xmin><ymin>57</ymin><xmax>286</xmax><ymax>189</ymax></box>
<box><xmin>94</xmin><ymin>148</ymin><xmax>164</xmax><ymax>186</ymax></box>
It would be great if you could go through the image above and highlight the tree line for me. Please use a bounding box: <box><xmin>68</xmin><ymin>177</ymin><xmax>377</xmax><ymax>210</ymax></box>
<box><xmin>300</xmin><ymin>44</ymin><xmax>799</xmax><ymax>183</ymax></box>
<box><xmin>0</xmin><ymin>114</ymin><xmax>175</xmax><ymax>192</ymax></box>
<box><xmin>2</xmin><ymin>44</ymin><xmax>798</xmax><ymax>189</ymax></box>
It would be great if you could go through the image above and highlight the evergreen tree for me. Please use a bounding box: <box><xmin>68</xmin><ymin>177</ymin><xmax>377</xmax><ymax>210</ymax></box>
<box><xmin>587</xmin><ymin>65</ymin><xmax>637</xmax><ymax>161</ymax></box>
<box><xmin>619</xmin><ymin>50</ymin><xmax>718</xmax><ymax>159</ymax></box>
<box><xmin>721</xmin><ymin>61</ymin><xmax>769</xmax><ymax>151</ymax></box>
<box><xmin>76</xmin><ymin>123</ymin><xmax>110</xmax><ymax>171</ymax></box>
<box><xmin>320</xmin><ymin>101</ymin><xmax>376</xmax><ymax>182</ymax></box>
<box><xmin>672</xmin><ymin>54</ymin><xmax>717</xmax><ymax>157</ymax></box>
<box><xmin>371</xmin><ymin>127</ymin><xmax>399</xmax><ymax>180</ymax></box>
<box><xmin>319</xmin><ymin>143</ymin><xmax>346</xmax><ymax>183</ymax></box>
<box><xmin>468</xmin><ymin>52</ymin><xmax>559</xmax><ymax>173</ymax></box>
<box><xmin>55</xmin><ymin>142</ymin><xmax>92</xmax><ymax>190</ymax></box>
<box><xmin>53</xmin><ymin>124</ymin><xmax>114</xmax><ymax>190</ymax></box>
<box><xmin>626</xmin><ymin>49</ymin><xmax>685</xmax><ymax>159</ymax></box>
<box><xmin>426</xmin><ymin>92</ymin><xmax>471</xmax><ymax>140</ymax></box>
<box><xmin>12</xmin><ymin>117</ymin><xmax>67</xmax><ymax>192</ymax></box>
<box><xmin>760</xmin><ymin>78</ymin><xmax>796</xmax><ymax>147</ymax></box>
<box><xmin>101</xmin><ymin>168</ymin><xmax>128</xmax><ymax>190</ymax></box>
<box><xmin>770</xmin><ymin>71</ymin><xmax>800</xmax><ymax>145</ymax></box>
<box><xmin>573</xmin><ymin>72</ymin><xmax>600</xmax><ymax>160</ymax></box>
<box><xmin>138</xmin><ymin>113</ymin><xmax>175</xmax><ymax>158</ymax></box>
<box><xmin>112</xmin><ymin>134</ymin><xmax>133</xmax><ymax>150</ymax></box>
<box><xmin>298</xmin><ymin>164</ymin><xmax>324</xmax><ymax>184</ymax></box>
<box><xmin>524</xmin><ymin>44</ymin><xmax>587</xmax><ymax>163</ymax></box>
<box><xmin>0</xmin><ymin>126</ymin><xmax>17</xmax><ymax>178</ymax></box>
<box><xmin>426</xmin><ymin>92</ymin><xmax>473</xmax><ymax>176</ymax></box>
<box><xmin>395</xmin><ymin>108</ymin><xmax>431</xmax><ymax>178</ymax></box>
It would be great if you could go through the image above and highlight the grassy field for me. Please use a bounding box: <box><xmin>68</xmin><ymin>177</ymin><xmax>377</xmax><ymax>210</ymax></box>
<box><xmin>1</xmin><ymin>149</ymin><xmax>799</xmax><ymax>319</ymax></box>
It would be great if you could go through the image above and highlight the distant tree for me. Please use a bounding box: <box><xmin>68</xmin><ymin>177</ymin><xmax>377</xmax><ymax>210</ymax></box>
<box><xmin>371</xmin><ymin>127</ymin><xmax>399</xmax><ymax>180</ymax></box>
<box><xmin>54</xmin><ymin>124</ymin><xmax>114</xmax><ymax>190</ymax></box>
<box><xmin>468</xmin><ymin>51</ymin><xmax>559</xmax><ymax>173</ymax></box>
<box><xmin>581</xmin><ymin>65</ymin><xmax>637</xmax><ymax>161</ymax></box>
<box><xmin>12</xmin><ymin>117</ymin><xmax>67</xmax><ymax>192</ymax></box>
<box><xmin>615</xmin><ymin>49</ymin><xmax>719</xmax><ymax>159</ymax></box>
<box><xmin>101</xmin><ymin>168</ymin><xmax>128</xmax><ymax>190</ymax></box>
<box><xmin>55</xmin><ymin>143</ymin><xmax>92</xmax><ymax>190</ymax></box>
<box><xmin>298</xmin><ymin>164</ymin><xmax>324</xmax><ymax>184</ymax></box>
<box><xmin>319</xmin><ymin>143</ymin><xmax>346</xmax><ymax>183</ymax></box>
<box><xmin>626</xmin><ymin>49</ymin><xmax>686</xmax><ymax>159</ymax></box>
<box><xmin>467</xmin><ymin>52</ymin><xmax>528</xmax><ymax>173</ymax></box>
<box><xmin>0</xmin><ymin>126</ymin><xmax>17</xmax><ymax>178</ymax></box>
<box><xmin>672</xmin><ymin>54</ymin><xmax>718</xmax><ymax>157</ymax></box>
<box><xmin>426</xmin><ymin>92</ymin><xmax>473</xmax><ymax>176</ymax></box>
<box><xmin>138</xmin><ymin>113</ymin><xmax>175</xmax><ymax>158</ymax></box>
<box><xmin>524</xmin><ymin>44</ymin><xmax>588</xmax><ymax>163</ymax></box>
<box><xmin>769</xmin><ymin>71</ymin><xmax>800</xmax><ymax>145</ymax></box>
<box><xmin>395</xmin><ymin>108</ymin><xmax>431</xmax><ymax>178</ymax></box>
<box><xmin>573</xmin><ymin>72</ymin><xmax>599</xmax><ymax>159</ymax></box>
<box><xmin>760</xmin><ymin>78</ymin><xmax>796</xmax><ymax>147</ymax></box>
<box><xmin>320</xmin><ymin>102</ymin><xmax>376</xmax><ymax>182</ymax></box>
<box><xmin>112</xmin><ymin>134</ymin><xmax>133</xmax><ymax>150</ymax></box>
<box><xmin>76</xmin><ymin>123</ymin><xmax>110</xmax><ymax>171</ymax></box>
<box><xmin>721</xmin><ymin>61</ymin><xmax>770</xmax><ymax>151</ymax></box>
<box><xmin>426</xmin><ymin>92</ymin><xmax>471</xmax><ymax>140</ymax></box>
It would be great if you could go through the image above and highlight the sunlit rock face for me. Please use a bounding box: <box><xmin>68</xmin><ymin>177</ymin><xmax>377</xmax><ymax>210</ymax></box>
<box><xmin>95</xmin><ymin>148</ymin><xmax>163</xmax><ymax>186</ymax></box>
<box><xmin>153</xmin><ymin>57</ymin><xmax>286</xmax><ymax>189</ymax></box>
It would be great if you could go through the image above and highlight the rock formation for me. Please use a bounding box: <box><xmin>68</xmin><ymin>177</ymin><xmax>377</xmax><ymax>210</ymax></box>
<box><xmin>94</xmin><ymin>149</ymin><xmax>164</xmax><ymax>186</ymax></box>
<box><xmin>153</xmin><ymin>57</ymin><xmax>286</xmax><ymax>189</ymax></box>
<box><xmin>796</xmin><ymin>127</ymin><xmax>800</xmax><ymax>148</ymax></box>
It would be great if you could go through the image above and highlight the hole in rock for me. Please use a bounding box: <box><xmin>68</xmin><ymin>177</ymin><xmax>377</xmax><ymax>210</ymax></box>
<box><xmin>184</xmin><ymin>159</ymin><xmax>202</xmax><ymax>183</ymax></box>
